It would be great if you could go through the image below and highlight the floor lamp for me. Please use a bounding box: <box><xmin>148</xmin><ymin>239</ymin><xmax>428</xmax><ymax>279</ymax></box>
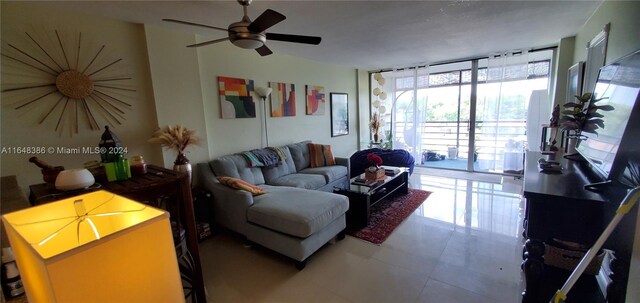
<box><xmin>255</xmin><ymin>87</ymin><xmax>273</xmax><ymax>147</ymax></box>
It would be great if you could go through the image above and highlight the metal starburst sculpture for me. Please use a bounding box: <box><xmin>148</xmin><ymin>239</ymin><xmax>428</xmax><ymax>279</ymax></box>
<box><xmin>1</xmin><ymin>30</ymin><xmax>134</xmax><ymax>136</ymax></box>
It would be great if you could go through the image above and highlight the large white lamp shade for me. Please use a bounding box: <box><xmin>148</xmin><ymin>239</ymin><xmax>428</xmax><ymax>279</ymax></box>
<box><xmin>1</xmin><ymin>190</ymin><xmax>184</xmax><ymax>303</ymax></box>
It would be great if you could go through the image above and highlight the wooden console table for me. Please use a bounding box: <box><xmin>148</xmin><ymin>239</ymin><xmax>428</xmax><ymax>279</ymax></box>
<box><xmin>522</xmin><ymin>151</ymin><xmax>635</xmax><ymax>303</ymax></box>
<box><xmin>29</xmin><ymin>165</ymin><xmax>206</xmax><ymax>303</ymax></box>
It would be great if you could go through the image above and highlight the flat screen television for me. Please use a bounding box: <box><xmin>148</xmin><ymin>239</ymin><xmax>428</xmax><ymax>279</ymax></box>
<box><xmin>576</xmin><ymin>49</ymin><xmax>640</xmax><ymax>183</ymax></box>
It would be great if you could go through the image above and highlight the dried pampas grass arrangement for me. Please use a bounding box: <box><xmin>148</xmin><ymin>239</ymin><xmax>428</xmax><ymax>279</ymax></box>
<box><xmin>148</xmin><ymin>125</ymin><xmax>202</xmax><ymax>154</ymax></box>
<box><xmin>370</xmin><ymin>112</ymin><xmax>382</xmax><ymax>134</ymax></box>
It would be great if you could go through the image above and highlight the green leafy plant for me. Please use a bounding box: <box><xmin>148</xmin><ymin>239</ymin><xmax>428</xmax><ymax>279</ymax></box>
<box><xmin>382</xmin><ymin>132</ymin><xmax>393</xmax><ymax>150</ymax></box>
<box><xmin>560</xmin><ymin>92</ymin><xmax>613</xmax><ymax>134</ymax></box>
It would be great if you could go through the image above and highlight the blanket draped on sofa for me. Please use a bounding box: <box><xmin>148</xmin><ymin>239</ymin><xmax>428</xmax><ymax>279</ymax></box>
<box><xmin>242</xmin><ymin>147</ymin><xmax>287</xmax><ymax>167</ymax></box>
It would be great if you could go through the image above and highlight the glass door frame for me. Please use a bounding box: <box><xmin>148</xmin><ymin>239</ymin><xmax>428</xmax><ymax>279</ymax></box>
<box><xmin>468</xmin><ymin>60</ymin><xmax>479</xmax><ymax>171</ymax></box>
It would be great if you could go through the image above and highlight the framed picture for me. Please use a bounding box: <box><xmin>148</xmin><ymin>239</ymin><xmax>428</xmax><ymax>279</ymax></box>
<box><xmin>218</xmin><ymin>76</ymin><xmax>255</xmax><ymax>119</ymax></box>
<box><xmin>330</xmin><ymin>93</ymin><xmax>349</xmax><ymax>137</ymax></box>
<box><xmin>566</xmin><ymin>61</ymin><xmax>584</xmax><ymax>103</ymax></box>
<box><xmin>306</xmin><ymin>85</ymin><xmax>325</xmax><ymax>115</ymax></box>
<box><xmin>269</xmin><ymin>82</ymin><xmax>296</xmax><ymax>117</ymax></box>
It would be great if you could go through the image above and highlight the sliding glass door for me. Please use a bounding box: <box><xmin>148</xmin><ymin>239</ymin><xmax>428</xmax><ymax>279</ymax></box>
<box><xmin>475</xmin><ymin>54</ymin><xmax>551</xmax><ymax>174</ymax></box>
<box><xmin>419</xmin><ymin>62</ymin><xmax>472</xmax><ymax>170</ymax></box>
<box><xmin>373</xmin><ymin>49</ymin><xmax>552</xmax><ymax>174</ymax></box>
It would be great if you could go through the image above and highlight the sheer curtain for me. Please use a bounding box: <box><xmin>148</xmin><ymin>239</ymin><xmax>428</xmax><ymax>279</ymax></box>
<box><xmin>477</xmin><ymin>51</ymin><xmax>529</xmax><ymax>172</ymax></box>
<box><xmin>385</xmin><ymin>66</ymin><xmax>429</xmax><ymax>162</ymax></box>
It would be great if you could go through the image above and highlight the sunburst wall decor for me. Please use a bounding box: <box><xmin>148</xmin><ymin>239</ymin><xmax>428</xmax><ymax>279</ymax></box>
<box><xmin>1</xmin><ymin>30</ymin><xmax>134</xmax><ymax>136</ymax></box>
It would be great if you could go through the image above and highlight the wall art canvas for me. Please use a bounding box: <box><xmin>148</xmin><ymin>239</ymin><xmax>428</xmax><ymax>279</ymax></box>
<box><xmin>269</xmin><ymin>82</ymin><xmax>296</xmax><ymax>117</ymax></box>
<box><xmin>218</xmin><ymin>76</ymin><xmax>255</xmax><ymax>119</ymax></box>
<box><xmin>305</xmin><ymin>85</ymin><xmax>325</xmax><ymax>115</ymax></box>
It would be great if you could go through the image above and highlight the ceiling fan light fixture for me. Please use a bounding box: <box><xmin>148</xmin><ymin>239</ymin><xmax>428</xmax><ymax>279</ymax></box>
<box><xmin>228</xmin><ymin>20</ymin><xmax>266</xmax><ymax>49</ymax></box>
<box><xmin>231</xmin><ymin>37</ymin><xmax>265</xmax><ymax>49</ymax></box>
<box><xmin>164</xmin><ymin>0</ymin><xmax>321</xmax><ymax>53</ymax></box>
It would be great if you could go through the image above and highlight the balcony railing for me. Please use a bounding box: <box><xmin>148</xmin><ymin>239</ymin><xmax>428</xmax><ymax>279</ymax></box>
<box><xmin>392</xmin><ymin>120</ymin><xmax>527</xmax><ymax>171</ymax></box>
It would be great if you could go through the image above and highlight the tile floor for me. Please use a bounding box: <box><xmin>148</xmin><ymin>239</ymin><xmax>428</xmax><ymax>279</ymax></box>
<box><xmin>199</xmin><ymin>167</ymin><xmax>526</xmax><ymax>303</ymax></box>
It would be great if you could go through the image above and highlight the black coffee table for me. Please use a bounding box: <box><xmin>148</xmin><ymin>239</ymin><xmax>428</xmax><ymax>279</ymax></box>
<box><xmin>334</xmin><ymin>166</ymin><xmax>409</xmax><ymax>229</ymax></box>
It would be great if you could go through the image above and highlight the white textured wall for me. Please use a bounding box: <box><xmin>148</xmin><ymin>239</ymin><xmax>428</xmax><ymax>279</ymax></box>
<box><xmin>552</xmin><ymin>36</ymin><xmax>576</xmax><ymax>106</ymax></box>
<box><xmin>144</xmin><ymin>26</ymin><xmax>209</xmax><ymax>168</ymax></box>
<box><xmin>0</xmin><ymin>2</ymin><xmax>162</xmax><ymax>191</ymax></box>
<box><xmin>573</xmin><ymin>0</ymin><xmax>640</xmax><ymax>66</ymax></box>
<box><xmin>144</xmin><ymin>25</ymin><xmax>359</xmax><ymax>160</ymax></box>
<box><xmin>193</xmin><ymin>39</ymin><xmax>358</xmax><ymax>159</ymax></box>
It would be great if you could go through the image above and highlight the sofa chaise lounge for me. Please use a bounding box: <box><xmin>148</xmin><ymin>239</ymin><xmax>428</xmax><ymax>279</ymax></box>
<box><xmin>197</xmin><ymin>141</ymin><xmax>350</xmax><ymax>269</ymax></box>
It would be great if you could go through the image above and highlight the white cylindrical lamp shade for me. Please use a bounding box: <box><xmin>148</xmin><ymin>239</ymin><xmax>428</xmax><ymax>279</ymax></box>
<box><xmin>1</xmin><ymin>190</ymin><xmax>184</xmax><ymax>303</ymax></box>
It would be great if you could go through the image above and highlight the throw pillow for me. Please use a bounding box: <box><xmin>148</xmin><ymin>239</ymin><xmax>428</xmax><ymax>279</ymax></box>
<box><xmin>308</xmin><ymin>143</ymin><xmax>336</xmax><ymax>168</ymax></box>
<box><xmin>217</xmin><ymin>176</ymin><xmax>267</xmax><ymax>196</ymax></box>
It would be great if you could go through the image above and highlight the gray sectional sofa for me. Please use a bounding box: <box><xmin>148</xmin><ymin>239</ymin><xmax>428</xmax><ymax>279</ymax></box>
<box><xmin>197</xmin><ymin>141</ymin><xmax>350</xmax><ymax>269</ymax></box>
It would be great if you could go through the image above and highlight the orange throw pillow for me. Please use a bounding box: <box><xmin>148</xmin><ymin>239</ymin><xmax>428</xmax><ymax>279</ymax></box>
<box><xmin>217</xmin><ymin>176</ymin><xmax>267</xmax><ymax>196</ymax></box>
<box><xmin>308</xmin><ymin>143</ymin><xmax>336</xmax><ymax>168</ymax></box>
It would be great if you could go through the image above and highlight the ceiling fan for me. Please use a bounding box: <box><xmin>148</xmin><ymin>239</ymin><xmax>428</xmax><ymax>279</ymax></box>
<box><xmin>163</xmin><ymin>0</ymin><xmax>321</xmax><ymax>56</ymax></box>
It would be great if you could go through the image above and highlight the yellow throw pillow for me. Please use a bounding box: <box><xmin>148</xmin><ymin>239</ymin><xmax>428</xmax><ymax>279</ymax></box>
<box><xmin>308</xmin><ymin>143</ymin><xmax>336</xmax><ymax>168</ymax></box>
<box><xmin>217</xmin><ymin>176</ymin><xmax>267</xmax><ymax>196</ymax></box>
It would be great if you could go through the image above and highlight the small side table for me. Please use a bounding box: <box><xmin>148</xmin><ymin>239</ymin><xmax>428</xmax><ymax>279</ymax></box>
<box><xmin>29</xmin><ymin>165</ymin><xmax>206</xmax><ymax>303</ymax></box>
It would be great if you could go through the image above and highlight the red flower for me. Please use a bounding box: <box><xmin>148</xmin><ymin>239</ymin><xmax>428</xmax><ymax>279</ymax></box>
<box><xmin>367</xmin><ymin>153</ymin><xmax>383</xmax><ymax>166</ymax></box>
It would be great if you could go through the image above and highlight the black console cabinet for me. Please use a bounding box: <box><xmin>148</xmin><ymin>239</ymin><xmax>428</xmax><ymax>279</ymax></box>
<box><xmin>522</xmin><ymin>151</ymin><xmax>635</xmax><ymax>303</ymax></box>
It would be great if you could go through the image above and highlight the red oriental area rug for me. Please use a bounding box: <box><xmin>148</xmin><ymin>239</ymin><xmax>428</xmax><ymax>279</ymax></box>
<box><xmin>347</xmin><ymin>189</ymin><xmax>431</xmax><ymax>245</ymax></box>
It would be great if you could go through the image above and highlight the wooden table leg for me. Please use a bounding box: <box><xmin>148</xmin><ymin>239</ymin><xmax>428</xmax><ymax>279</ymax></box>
<box><xmin>522</xmin><ymin>239</ymin><xmax>545</xmax><ymax>303</ymax></box>
<box><xmin>179</xmin><ymin>176</ymin><xmax>206</xmax><ymax>302</ymax></box>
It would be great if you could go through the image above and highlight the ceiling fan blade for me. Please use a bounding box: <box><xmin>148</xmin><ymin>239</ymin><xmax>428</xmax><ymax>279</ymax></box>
<box><xmin>255</xmin><ymin>45</ymin><xmax>273</xmax><ymax>56</ymax></box>
<box><xmin>266</xmin><ymin>33</ymin><xmax>321</xmax><ymax>45</ymax></box>
<box><xmin>186</xmin><ymin>37</ymin><xmax>230</xmax><ymax>48</ymax></box>
<box><xmin>163</xmin><ymin>19</ymin><xmax>228</xmax><ymax>32</ymax></box>
<box><xmin>247</xmin><ymin>9</ymin><xmax>286</xmax><ymax>33</ymax></box>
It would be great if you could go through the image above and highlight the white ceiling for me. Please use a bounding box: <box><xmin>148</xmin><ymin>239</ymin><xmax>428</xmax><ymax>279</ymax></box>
<box><xmin>32</xmin><ymin>0</ymin><xmax>602</xmax><ymax>70</ymax></box>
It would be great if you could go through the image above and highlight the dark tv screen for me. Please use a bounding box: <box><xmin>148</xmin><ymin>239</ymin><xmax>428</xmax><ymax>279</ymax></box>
<box><xmin>576</xmin><ymin>50</ymin><xmax>640</xmax><ymax>179</ymax></box>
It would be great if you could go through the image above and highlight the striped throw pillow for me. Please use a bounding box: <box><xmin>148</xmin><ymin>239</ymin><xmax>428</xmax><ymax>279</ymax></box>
<box><xmin>217</xmin><ymin>176</ymin><xmax>267</xmax><ymax>196</ymax></box>
<box><xmin>308</xmin><ymin>143</ymin><xmax>336</xmax><ymax>168</ymax></box>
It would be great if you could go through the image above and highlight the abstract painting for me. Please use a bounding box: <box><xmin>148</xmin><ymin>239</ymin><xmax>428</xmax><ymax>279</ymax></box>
<box><xmin>330</xmin><ymin>92</ymin><xmax>349</xmax><ymax>137</ymax></box>
<box><xmin>269</xmin><ymin>82</ymin><xmax>296</xmax><ymax>117</ymax></box>
<box><xmin>306</xmin><ymin>85</ymin><xmax>325</xmax><ymax>115</ymax></box>
<box><xmin>218</xmin><ymin>76</ymin><xmax>255</xmax><ymax>119</ymax></box>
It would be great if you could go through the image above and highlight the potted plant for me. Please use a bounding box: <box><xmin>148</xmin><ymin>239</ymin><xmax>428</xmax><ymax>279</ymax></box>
<box><xmin>560</xmin><ymin>93</ymin><xmax>612</xmax><ymax>133</ymax></box>
<box><xmin>382</xmin><ymin>131</ymin><xmax>393</xmax><ymax>150</ymax></box>
<box><xmin>560</xmin><ymin>93</ymin><xmax>612</xmax><ymax>153</ymax></box>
